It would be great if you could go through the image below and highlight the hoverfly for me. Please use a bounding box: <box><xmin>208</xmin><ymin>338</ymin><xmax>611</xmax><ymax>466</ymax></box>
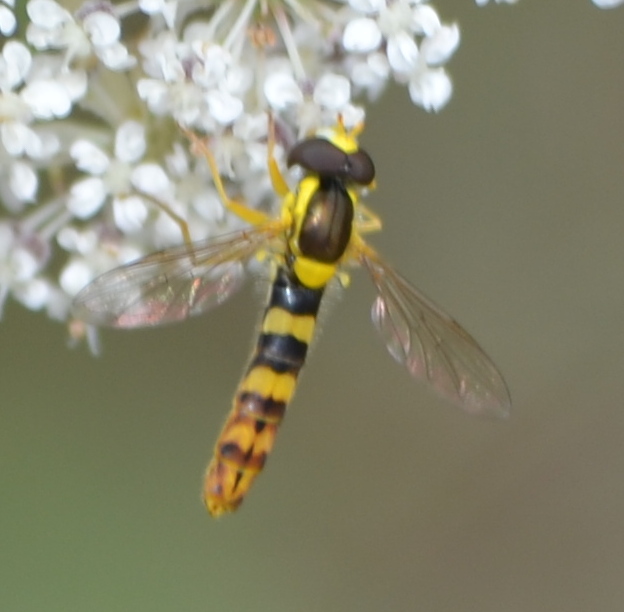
<box><xmin>72</xmin><ymin>119</ymin><xmax>511</xmax><ymax>517</ymax></box>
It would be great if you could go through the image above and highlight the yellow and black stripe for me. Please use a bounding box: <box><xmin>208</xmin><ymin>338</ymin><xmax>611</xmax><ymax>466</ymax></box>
<box><xmin>203</xmin><ymin>126</ymin><xmax>373</xmax><ymax>516</ymax></box>
<box><xmin>204</xmin><ymin>268</ymin><xmax>325</xmax><ymax>516</ymax></box>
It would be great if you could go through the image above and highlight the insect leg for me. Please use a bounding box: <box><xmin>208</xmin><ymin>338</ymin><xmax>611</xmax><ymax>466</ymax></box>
<box><xmin>356</xmin><ymin>203</ymin><xmax>383</xmax><ymax>234</ymax></box>
<box><xmin>182</xmin><ymin>127</ymin><xmax>271</xmax><ymax>227</ymax></box>
<box><xmin>140</xmin><ymin>192</ymin><xmax>194</xmax><ymax>249</ymax></box>
<box><xmin>266</xmin><ymin>113</ymin><xmax>291</xmax><ymax>198</ymax></box>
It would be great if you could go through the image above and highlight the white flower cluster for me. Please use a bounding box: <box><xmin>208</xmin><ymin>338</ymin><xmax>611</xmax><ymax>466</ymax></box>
<box><xmin>0</xmin><ymin>0</ymin><xmax>501</xmax><ymax>344</ymax></box>
<box><xmin>0</xmin><ymin>0</ymin><xmax>461</xmax><ymax>338</ymax></box>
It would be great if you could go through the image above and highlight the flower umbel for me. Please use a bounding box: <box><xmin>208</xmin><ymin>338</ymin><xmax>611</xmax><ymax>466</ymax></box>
<box><xmin>1</xmin><ymin>0</ymin><xmax>474</xmax><ymax>344</ymax></box>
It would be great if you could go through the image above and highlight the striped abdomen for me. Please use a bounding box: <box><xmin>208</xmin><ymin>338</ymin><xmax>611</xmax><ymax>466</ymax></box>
<box><xmin>204</xmin><ymin>268</ymin><xmax>325</xmax><ymax>516</ymax></box>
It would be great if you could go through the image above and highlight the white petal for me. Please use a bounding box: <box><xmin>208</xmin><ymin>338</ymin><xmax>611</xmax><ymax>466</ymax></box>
<box><xmin>206</xmin><ymin>89</ymin><xmax>243</xmax><ymax>125</ymax></box>
<box><xmin>60</xmin><ymin>259</ymin><xmax>93</xmax><ymax>295</ymax></box>
<box><xmin>16</xmin><ymin>277</ymin><xmax>50</xmax><ymax>310</ymax></box>
<box><xmin>131</xmin><ymin>163</ymin><xmax>171</xmax><ymax>196</ymax></box>
<box><xmin>68</xmin><ymin>177</ymin><xmax>107</xmax><ymax>218</ymax></box>
<box><xmin>411</xmin><ymin>5</ymin><xmax>441</xmax><ymax>37</ymax></box>
<box><xmin>115</xmin><ymin>120</ymin><xmax>146</xmax><ymax>163</ymax></box>
<box><xmin>137</xmin><ymin>78</ymin><xmax>169</xmax><ymax>112</ymax></box>
<box><xmin>11</xmin><ymin>247</ymin><xmax>40</xmax><ymax>281</ymax></box>
<box><xmin>409</xmin><ymin>68</ymin><xmax>452</xmax><ymax>112</ymax></box>
<box><xmin>59</xmin><ymin>70</ymin><xmax>88</xmax><ymax>102</ymax></box>
<box><xmin>343</xmin><ymin>18</ymin><xmax>382</xmax><ymax>53</ymax></box>
<box><xmin>592</xmin><ymin>0</ymin><xmax>624</xmax><ymax>6</ymax></box>
<box><xmin>387</xmin><ymin>32</ymin><xmax>419</xmax><ymax>74</ymax></box>
<box><xmin>138</xmin><ymin>0</ymin><xmax>163</xmax><ymax>14</ymax></box>
<box><xmin>264</xmin><ymin>72</ymin><xmax>303</xmax><ymax>110</ymax></box>
<box><xmin>113</xmin><ymin>195</ymin><xmax>148</xmax><ymax>233</ymax></box>
<box><xmin>421</xmin><ymin>24</ymin><xmax>460</xmax><ymax>66</ymax></box>
<box><xmin>366</xmin><ymin>52</ymin><xmax>390</xmax><ymax>79</ymax></box>
<box><xmin>56</xmin><ymin>226</ymin><xmax>97</xmax><ymax>254</ymax></box>
<box><xmin>70</xmin><ymin>140</ymin><xmax>110</xmax><ymax>174</ymax></box>
<box><xmin>26</xmin><ymin>0</ymin><xmax>71</xmax><ymax>28</ymax></box>
<box><xmin>314</xmin><ymin>74</ymin><xmax>351</xmax><ymax>109</ymax></box>
<box><xmin>0</xmin><ymin>5</ymin><xmax>16</xmax><ymax>36</ymax></box>
<box><xmin>1</xmin><ymin>121</ymin><xmax>29</xmax><ymax>156</ymax></box>
<box><xmin>25</xmin><ymin>128</ymin><xmax>59</xmax><ymax>159</ymax></box>
<box><xmin>9</xmin><ymin>161</ymin><xmax>37</xmax><ymax>202</ymax></box>
<box><xmin>21</xmin><ymin>79</ymin><xmax>71</xmax><ymax>119</ymax></box>
<box><xmin>161</xmin><ymin>1</ymin><xmax>178</xmax><ymax>28</ymax></box>
<box><xmin>191</xmin><ymin>43</ymin><xmax>229</xmax><ymax>87</ymax></box>
<box><xmin>3</xmin><ymin>41</ymin><xmax>31</xmax><ymax>85</ymax></box>
<box><xmin>97</xmin><ymin>42</ymin><xmax>137</xmax><ymax>71</ymax></box>
<box><xmin>83</xmin><ymin>11</ymin><xmax>120</xmax><ymax>46</ymax></box>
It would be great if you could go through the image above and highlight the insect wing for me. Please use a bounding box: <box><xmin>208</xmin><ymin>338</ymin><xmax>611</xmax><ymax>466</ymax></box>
<box><xmin>360</xmin><ymin>252</ymin><xmax>511</xmax><ymax>418</ymax></box>
<box><xmin>72</xmin><ymin>224</ymin><xmax>282</xmax><ymax>328</ymax></box>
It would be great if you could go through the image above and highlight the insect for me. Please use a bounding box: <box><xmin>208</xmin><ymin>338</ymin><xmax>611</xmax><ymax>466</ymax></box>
<box><xmin>72</xmin><ymin>118</ymin><xmax>511</xmax><ymax>517</ymax></box>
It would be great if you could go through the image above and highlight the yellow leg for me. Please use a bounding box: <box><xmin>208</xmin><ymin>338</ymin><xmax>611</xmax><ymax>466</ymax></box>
<box><xmin>356</xmin><ymin>203</ymin><xmax>383</xmax><ymax>234</ymax></box>
<box><xmin>140</xmin><ymin>192</ymin><xmax>193</xmax><ymax>248</ymax></box>
<box><xmin>182</xmin><ymin>127</ymin><xmax>270</xmax><ymax>227</ymax></box>
<box><xmin>267</xmin><ymin>113</ymin><xmax>291</xmax><ymax>198</ymax></box>
<box><xmin>335</xmin><ymin>113</ymin><xmax>364</xmax><ymax>139</ymax></box>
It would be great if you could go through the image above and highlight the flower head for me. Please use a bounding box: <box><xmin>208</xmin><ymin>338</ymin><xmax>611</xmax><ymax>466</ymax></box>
<box><xmin>0</xmin><ymin>0</ymin><xmax>480</xmax><ymax>344</ymax></box>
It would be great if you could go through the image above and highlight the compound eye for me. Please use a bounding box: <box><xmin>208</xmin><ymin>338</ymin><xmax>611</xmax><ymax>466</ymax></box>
<box><xmin>287</xmin><ymin>138</ymin><xmax>349</xmax><ymax>175</ymax></box>
<box><xmin>347</xmin><ymin>149</ymin><xmax>375</xmax><ymax>185</ymax></box>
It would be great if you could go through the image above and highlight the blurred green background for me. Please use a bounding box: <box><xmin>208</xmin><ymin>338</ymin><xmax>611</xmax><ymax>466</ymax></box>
<box><xmin>3</xmin><ymin>1</ymin><xmax>624</xmax><ymax>611</ymax></box>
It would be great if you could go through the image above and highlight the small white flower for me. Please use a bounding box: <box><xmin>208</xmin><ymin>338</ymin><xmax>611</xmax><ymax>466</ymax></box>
<box><xmin>59</xmin><ymin>258</ymin><xmax>93</xmax><ymax>296</ymax></box>
<box><xmin>68</xmin><ymin>176</ymin><xmax>108</xmax><ymax>219</ymax></box>
<box><xmin>113</xmin><ymin>195</ymin><xmax>149</xmax><ymax>234</ymax></box>
<box><xmin>68</xmin><ymin>121</ymin><xmax>168</xmax><ymax>232</ymax></box>
<box><xmin>409</xmin><ymin>67</ymin><xmax>453</xmax><ymax>112</ymax></box>
<box><xmin>349</xmin><ymin>52</ymin><xmax>391</xmax><ymax>100</ymax></box>
<box><xmin>387</xmin><ymin>31</ymin><xmax>420</xmax><ymax>75</ymax></box>
<box><xmin>115</xmin><ymin>121</ymin><xmax>147</xmax><ymax>164</ymax></box>
<box><xmin>71</xmin><ymin>140</ymin><xmax>110</xmax><ymax>175</ymax></box>
<box><xmin>264</xmin><ymin>72</ymin><xmax>304</xmax><ymax>111</ymax></box>
<box><xmin>82</xmin><ymin>11</ymin><xmax>120</xmax><ymax>48</ymax></box>
<box><xmin>341</xmin><ymin>0</ymin><xmax>458</xmax><ymax>110</ymax></box>
<box><xmin>206</xmin><ymin>89</ymin><xmax>244</xmax><ymax>125</ymax></box>
<box><xmin>343</xmin><ymin>18</ymin><xmax>383</xmax><ymax>53</ymax></box>
<box><xmin>14</xmin><ymin>277</ymin><xmax>50</xmax><ymax>310</ymax></box>
<box><xmin>130</xmin><ymin>162</ymin><xmax>169</xmax><ymax>196</ymax></box>
<box><xmin>313</xmin><ymin>74</ymin><xmax>352</xmax><ymax>110</ymax></box>
<box><xmin>27</xmin><ymin>0</ymin><xmax>135</xmax><ymax>70</ymax></box>
<box><xmin>420</xmin><ymin>24</ymin><xmax>460</xmax><ymax>66</ymax></box>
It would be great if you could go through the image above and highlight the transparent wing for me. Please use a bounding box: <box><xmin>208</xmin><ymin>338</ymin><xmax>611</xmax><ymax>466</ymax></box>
<box><xmin>72</xmin><ymin>223</ymin><xmax>284</xmax><ymax>328</ymax></box>
<box><xmin>359</xmin><ymin>248</ymin><xmax>511</xmax><ymax>418</ymax></box>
